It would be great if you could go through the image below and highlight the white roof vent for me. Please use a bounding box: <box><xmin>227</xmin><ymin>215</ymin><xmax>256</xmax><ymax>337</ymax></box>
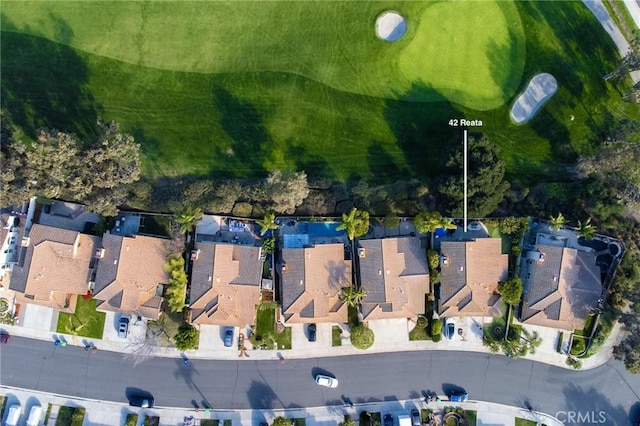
<box><xmin>358</xmin><ymin>248</ymin><xmax>366</xmax><ymax>258</ymax></box>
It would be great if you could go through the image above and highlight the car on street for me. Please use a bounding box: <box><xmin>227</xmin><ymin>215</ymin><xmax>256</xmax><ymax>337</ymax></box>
<box><xmin>315</xmin><ymin>374</ymin><xmax>338</xmax><ymax>388</ymax></box>
<box><xmin>308</xmin><ymin>323</ymin><xmax>317</xmax><ymax>342</ymax></box>
<box><xmin>444</xmin><ymin>317</ymin><xmax>456</xmax><ymax>340</ymax></box>
<box><xmin>0</xmin><ymin>332</ymin><xmax>9</xmax><ymax>344</ymax></box>
<box><xmin>383</xmin><ymin>413</ymin><xmax>394</xmax><ymax>426</ymax></box>
<box><xmin>5</xmin><ymin>404</ymin><xmax>21</xmax><ymax>426</ymax></box>
<box><xmin>411</xmin><ymin>409</ymin><xmax>421</xmax><ymax>426</ymax></box>
<box><xmin>449</xmin><ymin>391</ymin><xmax>469</xmax><ymax>402</ymax></box>
<box><xmin>118</xmin><ymin>315</ymin><xmax>130</xmax><ymax>339</ymax></box>
<box><xmin>26</xmin><ymin>404</ymin><xmax>42</xmax><ymax>426</ymax></box>
<box><xmin>128</xmin><ymin>394</ymin><xmax>154</xmax><ymax>408</ymax></box>
<box><xmin>224</xmin><ymin>326</ymin><xmax>234</xmax><ymax>347</ymax></box>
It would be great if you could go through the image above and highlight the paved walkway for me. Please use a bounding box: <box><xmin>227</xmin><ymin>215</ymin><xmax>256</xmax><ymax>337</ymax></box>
<box><xmin>583</xmin><ymin>0</ymin><xmax>640</xmax><ymax>83</ymax></box>
<box><xmin>623</xmin><ymin>0</ymin><xmax>640</xmax><ymax>30</ymax></box>
<box><xmin>1</xmin><ymin>385</ymin><xmax>564</xmax><ymax>426</ymax></box>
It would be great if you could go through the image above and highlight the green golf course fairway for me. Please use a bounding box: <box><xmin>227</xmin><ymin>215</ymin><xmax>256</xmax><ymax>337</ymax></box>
<box><xmin>0</xmin><ymin>0</ymin><xmax>524</xmax><ymax>110</ymax></box>
<box><xmin>1</xmin><ymin>1</ymin><xmax>637</xmax><ymax>186</ymax></box>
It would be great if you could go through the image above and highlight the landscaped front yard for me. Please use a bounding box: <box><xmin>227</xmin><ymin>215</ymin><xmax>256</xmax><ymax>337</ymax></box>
<box><xmin>56</xmin><ymin>295</ymin><xmax>105</xmax><ymax>339</ymax></box>
<box><xmin>250</xmin><ymin>304</ymin><xmax>291</xmax><ymax>350</ymax></box>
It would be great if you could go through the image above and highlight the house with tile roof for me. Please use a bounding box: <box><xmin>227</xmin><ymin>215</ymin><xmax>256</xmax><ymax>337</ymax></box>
<box><xmin>189</xmin><ymin>242</ymin><xmax>262</xmax><ymax>327</ymax></box>
<box><xmin>520</xmin><ymin>245</ymin><xmax>601</xmax><ymax>331</ymax></box>
<box><xmin>8</xmin><ymin>224</ymin><xmax>100</xmax><ymax>312</ymax></box>
<box><xmin>279</xmin><ymin>243</ymin><xmax>350</xmax><ymax>323</ymax></box>
<box><xmin>438</xmin><ymin>238</ymin><xmax>508</xmax><ymax>317</ymax></box>
<box><xmin>358</xmin><ymin>237</ymin><xmax>429</xmax><ymax>321</ymax></box>
<box><xmin>93</xmin><ymin>233</ymin><xmax>170</xmax><ymax>319</ymax></box>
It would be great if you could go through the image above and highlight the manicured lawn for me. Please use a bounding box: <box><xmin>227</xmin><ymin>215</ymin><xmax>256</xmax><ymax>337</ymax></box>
<box><xmin>251</xmin><ymin>305</ymin><xmax>291</xmax><ymax>350</ymax></box>
<box><xmin>56</xmin><ymin>406</ymin><xmax>85</xmax><ymax>426</ymax></box>
<box><xmin>139</xmin><ymin>214</ymin><xmax>171</xmax><ymax>238</ymax></box>
<box><xmin>483</xmin><ymin>222</ymin><xmax>512</xmax><ymax>255</ymax></box>
<box><xmin>1</xmin><ymin>0</ymin><xmax>637</xmax><ymax>190</ymax></box>
<box><xmin>575</xmin><ymin>313</ymin><xmax>596</xmax><ymax>337</ymax></box>
<box><xmin>515</xmin><ymin>419</ymin><xmax>537</xmax><ymax>426</ymax></box>
<box><xmin>200</xmin><ymin>420</ymin><xmax>219</xmax><ymax>426</ymax></box>
<box><xmin>332</xmin><ymin>326</ymin><xmax>343</xmax><ymax>347</ymax></box>
<box><xmin>125</xmin><ymin>414</ymin><xmax>138</xmax><ymax>426</ymax></box>
<box><xmin>56</xmin><ymin>295</ymin><xmax>105</xmax><ymax>339</ymax></box>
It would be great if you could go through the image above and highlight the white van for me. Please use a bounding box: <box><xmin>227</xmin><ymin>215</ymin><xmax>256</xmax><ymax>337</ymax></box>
<box><xmin>5</xmin><ymin>404</ymin><xmax>21</xmax><ymax>426</ymax></box>
<box><xmin>27</xmin><ymin>404</ymin><xmax>43</xmax><ymax>426</ymax></box>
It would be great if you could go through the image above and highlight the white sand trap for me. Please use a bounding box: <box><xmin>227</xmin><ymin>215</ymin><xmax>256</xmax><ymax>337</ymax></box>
<box><xmin>510</xmin><ymin>73</ymin><xmax>558</xmax><ymax>124</ymax></box>
<box><xmin>376</xmin><ymin>11</ymin><xmax>406</xmax><ymax>42</ymax></box>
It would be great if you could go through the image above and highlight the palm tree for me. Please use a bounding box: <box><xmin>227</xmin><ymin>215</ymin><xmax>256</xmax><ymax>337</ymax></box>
<box><xmin>578</xmin><ymin>217</ymin><xmax>596</xmax><ymax>240</ymax></box>
<box><xmin>337</xmin><ymin>207</ymin><xmax>369</xmax><ymax>241</ymax></box>
<box><xmin>438</xmin><ymin>216</ymin><xmax>457</xmax><ymax>230</ymax></box>
<box><xmin>175</xmin><ymin>206</ymin><xmax>203</xmax><ymax>234</ymax></box>
<box><xmin>340</xmin><ymin>285</ymin><xmax>368</xmax><ymax>308</ymax></box>
<box><xmin>549</xmin><ymin>212</ymin><xmax>568</xmax><ymax>233</ymax></box>
<box><xmin>256</xmin><ymin>212</ymin><xmax>279</xmax><ymax>236</ymax></box>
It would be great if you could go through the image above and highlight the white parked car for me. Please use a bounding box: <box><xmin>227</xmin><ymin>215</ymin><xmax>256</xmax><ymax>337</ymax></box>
<box><xmin>444</xmin><ymin>318</ymin><xmax>456</xmax><ymax>340</ymax></box>
<box><xmin>26</xmin><ymin>405</ymin><xmax>42</xmax><ymax>426</ymax></box>
<box><xmin>315</xmin><ymin>374</ymin><xmax>338</xmax><ymax>388</ymax></box>
<box><xmin>5</xmin><ymin>404</ymin><xmax>21</xmax><ymax>426</ymax></box>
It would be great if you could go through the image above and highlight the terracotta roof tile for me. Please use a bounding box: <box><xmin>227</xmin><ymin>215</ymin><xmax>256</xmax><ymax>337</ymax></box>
<box><xmin>280</xmin><ymin>243</ymin><xmax>349</xmax><ymax>323</ymax></box>
<box><xmin>359</xmin><ymin>237</ymin><xmax>429</xmax><ymax>321</ymax></box>
<box><xmin>190</xmin><ymin>242</ymin><xmax>262</xmax><ymax>327</ymax></box>
<box><xmin>94</xmin><ymin>233</ymin><xmax>169</xmax><ymax>319</ymax></box>
<box><xmin>521</xmin><ymin>246</ymin><xmax>601</xmax><ymax>330</ymax></box>
<box><xmin>439</xmin><ymin>238</ymin><xmax>508</xmax><ymax>317</ymax></box>
<box><xmin>8</xmin><ymin>224</ymin><xmax>99</xmax><ymax>312</ymax></box>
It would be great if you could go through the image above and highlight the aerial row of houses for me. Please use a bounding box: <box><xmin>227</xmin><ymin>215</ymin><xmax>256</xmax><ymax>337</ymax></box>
<box><xmin>0</xmin><ymin>203</ymin><xmax>609</xmax><ymax>334</ymax></box>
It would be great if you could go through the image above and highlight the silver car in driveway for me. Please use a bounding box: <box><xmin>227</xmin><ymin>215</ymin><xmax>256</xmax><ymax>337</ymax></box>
<box><xmin>118</xmin><ymin>315</ymin><xmax>130</xmax><ymax>339</ymax></box>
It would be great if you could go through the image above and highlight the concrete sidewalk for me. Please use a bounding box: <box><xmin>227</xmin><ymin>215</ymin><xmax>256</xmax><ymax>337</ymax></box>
<box><xmin>0</xmin><ymin>316</ymin><xmax>623</xmax><ymax>370</ymax></box>
<box><xmin>0</xmin><ymin>385</ymin><xmax>564</xmax><ymax>426</ymax></box>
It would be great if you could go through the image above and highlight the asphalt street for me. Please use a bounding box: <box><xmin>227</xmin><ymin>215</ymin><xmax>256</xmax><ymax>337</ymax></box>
<box><xmin>1</xmin><ymin>337</ymin><xmax>639</xmax><ymax>425</ymax></box>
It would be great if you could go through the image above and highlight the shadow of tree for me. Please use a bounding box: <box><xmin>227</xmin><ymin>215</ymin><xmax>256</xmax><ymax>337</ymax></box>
<box><xmin>0</xmin><ymin>14</ymin><xmax>98</xmax><ymax>139</ymax></box>
<box><xmin>247</xmin><ymin>379</ymin><xmax>280</xmax><ymax>410</ymax></box>
<box><xmin>560</xmin><ymin>382</ymin><xmax>629</xmax><ymax>425</ymax></box>
<box><xmin>212</xmin><ymin>85</ymin><xmax>269</xmax><ymax>178</ymax></box>
<box><xmin>383</xmin><ymin>83</ymin><xmax>463</xmax><ymax>180</ymax></box>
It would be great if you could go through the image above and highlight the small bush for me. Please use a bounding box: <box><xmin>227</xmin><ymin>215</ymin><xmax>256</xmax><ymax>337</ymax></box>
<box><xmin>125</xmin><ymin>414</ymin><xmax>138</xmax><ymax>426</ymax></box>
<box><xmin>566</xmin><ymin>356</ymin><xmax>583</xmax><ymax>369</ymax></box>
<box><xmin>431</xmin><ymin>318</ymin><xmax>442</xmax><ymax>337</ymax></box>
<box><xmin>350</xmin><ymin>324</ymin><xmax>375</xmax><ymax>350</ymax></box>
<box><xmin>570</xmin><ymin>337</ymin><xmax>586</xmax><ymax>355</ymax></box>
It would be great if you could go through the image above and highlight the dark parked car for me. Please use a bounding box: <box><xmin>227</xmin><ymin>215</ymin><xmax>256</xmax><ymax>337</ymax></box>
<box><xmin>129</xmin><ymin>394</ymin><xmax>154</xmax><ymax>408</ymax></box>
<box><xmin>411</xmin><ymin>409</ymin><xmax>421</xmax><ymax>426</ymax></box>
<box><xmin>308</xmin><ymin>323</ymin><xmax>317</xmax><ymax>342</ymax></box>
<box><xmin>118</xmin><ymin>315</ymin><xmax>130</xmax><ymax>339</ymax></box>
<box><xmin>0</xmin><ymin>332</ymin><xmax>9</xmax><ymax>344</ymax></box>
<box><xmin>449</xmin><ymin>391</ymin><xmax>469</xmax><ymax>402</ymax></box>
<box><xmin>383</xmin><ymin>413</ymin><xmax>394</xmax><ymax>426</ymax></box>
<box><xmin>224</xmin><ymin>326</ymin><xmax>234</xmax><ymax>347</ymax></box>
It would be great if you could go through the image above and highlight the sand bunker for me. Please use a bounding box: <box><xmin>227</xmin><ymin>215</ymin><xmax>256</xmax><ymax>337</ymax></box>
<box><xmin>376</xmin><ymin>11</ymin><xmax>407</xmax><ymax>42</ymax></box>
<box><xmin>510</xmin><ymin>73</ymin><xmax>558</xmax><ymax>124</ymax></box>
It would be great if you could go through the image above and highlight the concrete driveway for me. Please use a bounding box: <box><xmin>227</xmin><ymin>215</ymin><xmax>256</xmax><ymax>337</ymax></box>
<box><xmin>102</xmin><ymin>311</ymin><xmax>146</xmax><ymax>343</ymax></box>
<box><xmin>199</xmin><ymin>324</ymin><xmax>238</xmax><ymax>351</ymax></box>
<box><xmin>367</xmin><ymin>318</ymin><xmax>409</xmax><ymax>349</ymax></box>
<box><xmin>19</xmin><ymin>304</ymin><xmax>57</xmax><ymax>332</ymax></box>
<box><xmin>291</xmin><ymin>322</ymin><xmax>332</xmax><ymax>349</ymax></box>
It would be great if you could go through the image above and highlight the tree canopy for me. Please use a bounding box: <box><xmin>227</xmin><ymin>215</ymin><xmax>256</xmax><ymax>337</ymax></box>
<box><xmin>0</xmin><ymin>118</ymin><xmax>140</xmax><ymax>216</ymax></box>
<box><xmin>257</xmin><ymin>212</ymin><xmax>279</xmax><ymax>236</ymax></box>
<box><xmin>414</xmin><ymin>210</ymin><xmax>455</xmax><ymax>233</ymax></box>
<box><xmin>175</xmin><ymin>206</ymin><xmax>203</xmax><ymax>234</ymax></box>
<box><xmin>340</xmin><ymin>285</ymin><xmax>368</xmax><ymax>308</ymax></box>
<box><xmin>350</xmin><ymin>324</ymin><xmax>375</xmax><ymax>350</ymax></box>
<box><xmin>499</xmin><ymin>277</ymin><xmax>523</xmax><ymax>306</ymax></box>
<box><xmin>173</xmin><ymin>322</ymin><xmax>199</xmax><ymax>351</ymax></box>
<box><xmin>438</xmin><ymin>135</ymin><xmax>509</xmax><ymax>218</ymax></box>
<box><xmin>164</xmin><ymin>255</ymin><xmax>187</xmax><ymax>313</ymax></box>
<box><xmin>263</xmin><ymin>170</ymin><xmax>310</xmax><ymax>214</ymax></box>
